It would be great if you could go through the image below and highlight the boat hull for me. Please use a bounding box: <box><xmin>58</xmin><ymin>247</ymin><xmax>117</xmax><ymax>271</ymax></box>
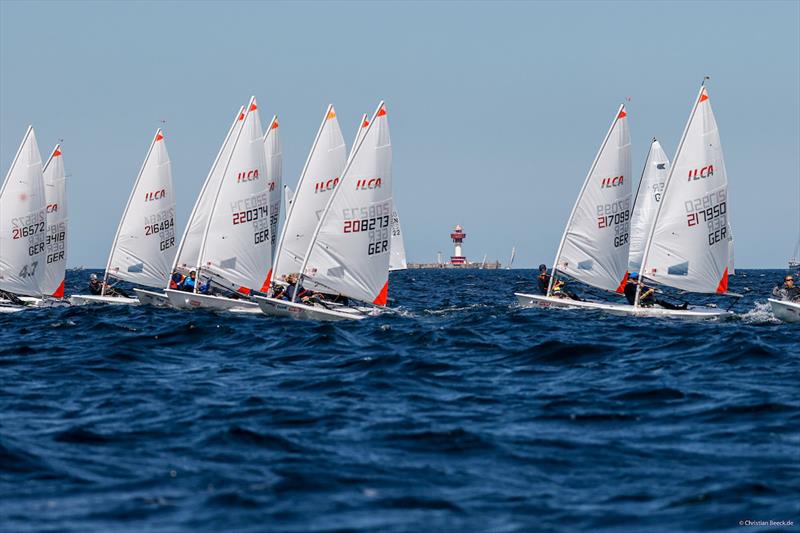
<box><xmin>253</xmin><ymin>295</ymin><xmax>368</xmax><ymax>321</ymax></box>
<box><xmin>768</xmin><ymin>298</ymin><xmax>800</xmax><ymax>323</ymax></box>
<box><xmin>164</xmin><ymin>289</ymin><xmax>260</xmax><ymax>312</ymax></box>
<box><xmin>69</xmin><ymin>294</ymin><xmax>139</xmax><ymax>305</ymax></box>
<box><xmin>133</xmin><ymin>288</ymin><xmax>170</xmax><ymax>307</ymax></box>
<box><xmin>514</xmin><ymin>292</ymin><xmax>733</xmax><ymax>320</ymax></box>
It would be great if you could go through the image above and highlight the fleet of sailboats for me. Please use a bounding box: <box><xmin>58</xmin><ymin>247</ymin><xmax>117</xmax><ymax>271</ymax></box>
<box><xmin>1</xmin><ymin>86</ymin><xmax>794</xmax><ymax>322</ymax></box>
<box><xmin>517</xmin><ymin>83</ymin><xmax>739</xmax><ymax>319</ymax></box>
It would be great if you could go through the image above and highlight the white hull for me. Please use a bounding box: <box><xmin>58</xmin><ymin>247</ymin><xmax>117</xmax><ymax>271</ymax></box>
<box><xmin>0</xmin><ymin>301</ymin><xmax>25</xmax><ymax>313</ymax></box>
<box><xmin>768</xmin><ymin>298</ymin><xmax>800</xmax><ymax>323</ymax></box>
<box><xmin>253</xmin><ymin>295</ymin><xmax>369</xmax><ymax>321</ymax></box>
<box><xmin>514</xmin><ymin>292</ymin><xmax>732</xmax><ymax>320</ymax></box>
<box><xmin>133</xmin><ymin>288</ymin><xmax>170</xmax><ymax>307</ymax></box>
<box><xmin>69</xmin><ymin>294</ymin><xmax>139</xmax><ymax>305</ymax></box>
<box><xmin>1</xmin><ymin>295</ymin><xmax>68</xmax><ymax>312</ymax></box>
<box><xmin>165</xmin><ymin>289</ymin><xmax>259</xmax><ymax>312</ymax></box>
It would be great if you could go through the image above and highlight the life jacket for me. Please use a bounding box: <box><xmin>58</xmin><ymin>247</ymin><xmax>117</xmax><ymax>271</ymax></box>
<box><xmin>169</xmin><ymin>274</ymin><xmax>185</xmax><ymax>290</ymax></box>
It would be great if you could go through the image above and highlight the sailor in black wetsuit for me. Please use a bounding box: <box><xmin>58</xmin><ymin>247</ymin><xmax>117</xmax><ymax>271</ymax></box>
<box><xmin>624</xmin><ymin>272</ymin><xmax>687</xmax><ymax>310</ymax></box>
<box><xmin>772</xmin><ymin>275</ymin><xmax>800</xmax><ymax>302</ymax></box>
<box><xmin>537</xmin><ymin>264</ymin><xmax>551</xmax><ymax>295</ymax></box>
<box><xmin>88</xmin><ymin>273</ymin><xmax>103</xmax><ymax>295</ymax></box>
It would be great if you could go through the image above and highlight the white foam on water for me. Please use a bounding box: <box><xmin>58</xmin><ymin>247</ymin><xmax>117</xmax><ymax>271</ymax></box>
<box><xmin>740</xmin><ymin>300</ymin><xmax>781</xmax><ymax>324</ymax></box>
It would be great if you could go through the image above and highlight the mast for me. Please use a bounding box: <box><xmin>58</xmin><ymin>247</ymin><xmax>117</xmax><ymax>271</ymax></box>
<box><xmin>102</xmin><ymin>129</ymin><xmax>161</xmax><ymax>295</ymax></box>
<box><xmin>546</xmin><ymin>104</ymin><xmax>626</xmax><ymax>297</ymax></box>
<box><xmin>635</xmin><ymin>84</ymin><xmax>705</xmax><ymax>306</ymax></box>
<box><xmin>271</xmin><ymin>104</ymin><xmax>335</xmax><ymax>294</ymax></box>
<box><xmin>294</xmin><ymin>101</ymin><xmax>383</xmax><ymax>303</ymax></box>
<box><xmin>194</xmin><ymin>98</ymin><xmax>255</xmax><ymax>293</ymax></box>
<box><xmin>167</xmin><ymin>106</ymin><xmax>244</xmax><ymax>289</ymax></box>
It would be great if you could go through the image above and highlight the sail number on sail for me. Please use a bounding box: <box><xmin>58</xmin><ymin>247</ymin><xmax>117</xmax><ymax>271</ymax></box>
<box><xmin>143</xmin><ymin>207</ymin><xmax>176</xmax><ymax>252</ymax></box>
<box><xmin>342</xmin><ymin>202</ymin><xmax>392</xmax><ymax>256</ymax></box>
<box><xmin>596</xmin><ymin>198</ymin><xmax>632</xmax><ymax>248</ymax></box>
<box><xmin>45</xmin><ymin>221</ymin><xmax>66</xmax><ymax>264</ymax></box>
<box><xmin>685</xmin><ymin>188</ymin><xmax>727</xmax><ymax>245</ymax></box>
<box><xmin>229</xmin><ymin>192</ymin><xmax>270</xmax><ymax>245</ymax></box>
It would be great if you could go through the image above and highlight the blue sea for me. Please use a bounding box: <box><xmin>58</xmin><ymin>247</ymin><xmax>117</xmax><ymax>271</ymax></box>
<box><xmin>1</xmin><ymin>268</ymin><xmax>798</xmax><ymax>532</ymax></box>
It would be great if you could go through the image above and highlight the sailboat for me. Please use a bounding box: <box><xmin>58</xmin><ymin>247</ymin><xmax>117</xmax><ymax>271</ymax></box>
<box><xmin>264</xmin><ymin>115</ymin><xmax>282</xmax><ymax>260</ymax></box>
<box><xmin>41</xmin><ymin>145</ymin><xmax>68</xmax><ymax>300</ymax></box>
<box><xmin>351</xmin><ymin>114</ymin><xmax>407</xmax><ymax>273</ymax></box>
<box><xmin>71</xmin><ymin>129</ymin><xmax>176</xmax><ymax>304</ymax></box>
<box><xmin>628</xmin><ymin>139</ymin><xmax>669</xmax><ymax>272</ymax></box>
<box><xmin>515</xmin><ymin>104</ymin><xmax>632</xmax><ymax>311</ymax></box>
<box><xmin>507</xmin><ymin>247</ymin><xmax>516</xmax><ymax>269</ymax></box>
<box><xmin>254</xmin><ymin>101</ymin><xmax>393</xmax><ymax>321</ymax></box>
<box><xmin>165</xmin><ymin>96</ymin><xmax>270</xmax><ymax>311</ymax></box>
<box><xmin>265</xmin><ymin>105</ymin><xmax>346</xmax><ymax>297</ymax></box>
<box><xmin>137</xmin><ymin>105</ymin><xmax>246</xmax><ymax>307</ymax></box>
<box><xmin>389</xmin><ymin>209</ymin><xmax>408</xmax><ymax>271</ymax></box>
<box><xmin>0</xmin><ymin>127</ymin><xmax>48</xmax><ymax>312</ymax></box>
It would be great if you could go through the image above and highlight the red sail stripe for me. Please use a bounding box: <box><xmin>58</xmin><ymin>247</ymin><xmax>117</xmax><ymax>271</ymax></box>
<box><xmin>372</xmin><ymin>281</ymin><xmax>389</xmax><ymax>306</ymax></box>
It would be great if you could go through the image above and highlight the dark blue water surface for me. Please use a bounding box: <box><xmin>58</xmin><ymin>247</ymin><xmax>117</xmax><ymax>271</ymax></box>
<box><xmin>1</xmin><ymin>269</ymin><xmax>798</xmax><ymax>532</ymax></box>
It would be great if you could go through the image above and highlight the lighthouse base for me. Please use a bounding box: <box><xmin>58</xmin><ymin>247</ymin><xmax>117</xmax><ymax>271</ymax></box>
<box><xmin>450</xmin><ymin>256</ymin><xmax>467</xmax><ymax>265</ymax></box>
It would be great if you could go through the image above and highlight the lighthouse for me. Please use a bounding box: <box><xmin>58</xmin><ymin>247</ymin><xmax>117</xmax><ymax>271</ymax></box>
<box><xmin>450</xmin><ymin>224</ymin><xmax>467</xmax><ymax>265</ymax></box>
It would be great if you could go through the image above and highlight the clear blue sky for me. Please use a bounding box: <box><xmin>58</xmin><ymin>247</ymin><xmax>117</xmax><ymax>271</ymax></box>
<box><xmin>2</xmin><ymin>0</ymin><xmax>798</xmax><ymax>268</ymax></box>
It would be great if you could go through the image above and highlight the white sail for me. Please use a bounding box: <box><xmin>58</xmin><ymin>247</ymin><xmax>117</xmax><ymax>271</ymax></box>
<box><xmin>348</xmin><ymin>113</ymin><xmax>369</xmax><ymax>163</ymax></box>
<box><xmin>628</xmin><ymin>139</ymin><xmax>669</xmax><ymax>272</ymax></box>
<box><xmin>728</xmin><ymin>235</ymin><xmax>735</xmax><ymax>276</ymax></box>
<box><xmin>105</xmin><ymin>129</ymin><xmax>176</xmax><ymax>288</ymax></box>
<box><xmin>640</xmin><ymin>86</ymin><xmax>732</xmax><ymax>294</ymax></box>
<box><xmin>389</xmin><ymin>208</ymin><xmax>407</xmax><ymax>271</ymax></box>
<box><xmin>272</xmin><ymin>105</ymin><xmax>346</xmax><ymax>289</ymax></box>
<box><xmin>508</xmin><ymin>246</ymin><xmax>516</xmax><ymax>269</ymax></box>
<box><xmin>283</xmin><ymin>185</ymin><xmax>294</xmax><ymax>221</ymax></box>
<box><xmin>0</xmin><ymin>127</ymin><xmax>47</xmax><ymax>296</ymax></box>
<box><xmin>550</xmin><ymin>105</ymin><xmax>632</xmax><ymax>293</ymax></box>
<box><xmin>353</xmin><ymin>114</ymin><xmax>406</xmax><ymax>273</ymax></box>
<box><xmin>172</xmin><ymin>106</ymin><xmax>245</xmax><ymax>274</ymax></box>
<box><xmin>41</xmin><ymin>145</ymin><xmax>68</xmax><ymax>297</ymax></box>
<box><xmin>263</xmin><ymin>115</ymin><xmax>282</xmax><ymax>261</ymax></box>
<box><xmin>197</xmin><ymin>97</ymin><xmax>270</xmax><ymax>292</ymax></box>
<box><xmin>299</xmin><ymin>101</ymin><xmax>392</xmax><ymax>305</ymax></box>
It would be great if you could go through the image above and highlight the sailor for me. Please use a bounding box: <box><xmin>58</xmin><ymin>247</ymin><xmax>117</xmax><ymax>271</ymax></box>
<box><xmin>537</xmin><ymin>264</ymin><xmax>551</xmax><ymax>295</ymax></box>
<box><xmin>284</xmin><ymin>273</ymin><xmax>313</xmax><ymax>302</ymax></box>
<box><xmin>169</xmin><ymin>271</ymin><xmax>185</xmax><ymax>290</ymax></box>
<box><xmin>624</xmin><ymin>272</ymin><xmax>687</xmax><ymax>310</ymax></box>
<box><xmin>181</xmin><ymin>271</ymin><xmax>197</xmax><ymax>292</ymax></box>
<box><xmin>772</xmin><ymin>275</ymin><xmax>800</xmax><ymax>302</ymax></box>
<box><xmin>0</xmin><ymin>289</ymin><xmax>25</xmax><ymax>306</ymax></box>
<box><xmin>88</xmin><ymin>273</ymin><xmax>103</xmax><ymax>295</ymax></box>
